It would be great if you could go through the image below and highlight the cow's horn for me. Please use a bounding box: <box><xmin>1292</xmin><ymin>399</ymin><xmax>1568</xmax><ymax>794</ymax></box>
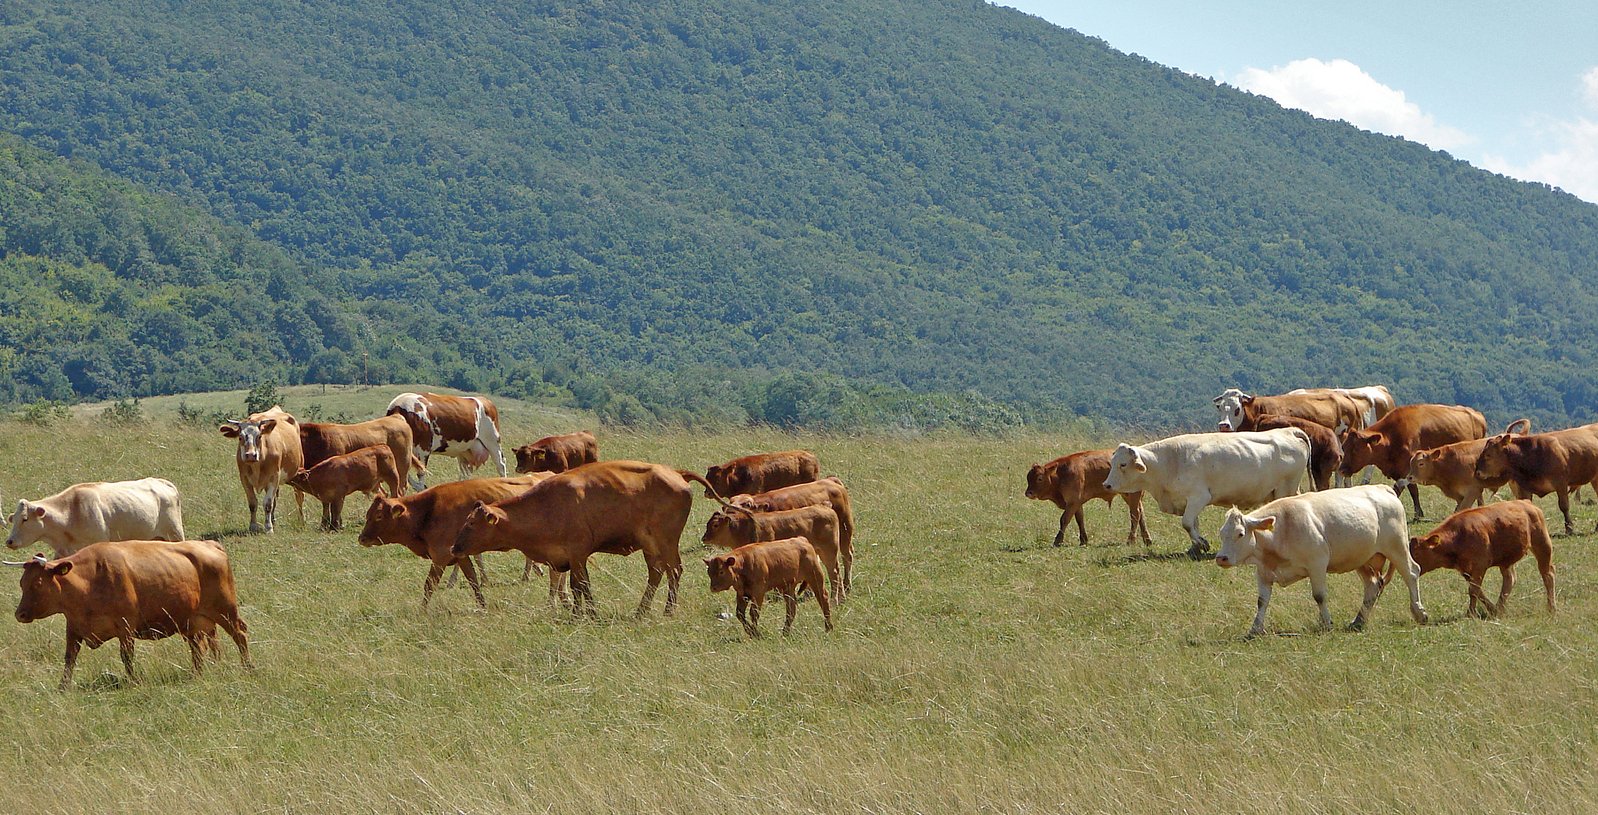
<box><xmin>2</xmin><ymin>554</ymin><xmax>46</xmax><ymax>567</ymax></box>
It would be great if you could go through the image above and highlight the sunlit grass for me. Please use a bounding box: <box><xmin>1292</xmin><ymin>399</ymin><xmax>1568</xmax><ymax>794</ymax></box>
<box><xmin>0</xmin><ymin>388</ymin><xmax>1594</xmax><ymax>813</ymax></box>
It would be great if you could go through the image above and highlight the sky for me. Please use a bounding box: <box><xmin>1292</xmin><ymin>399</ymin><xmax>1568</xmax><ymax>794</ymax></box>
<box><xmin>998</xmin><ymin>1</ymin><xmax>1598</xmax><ymax>204</ymax></box>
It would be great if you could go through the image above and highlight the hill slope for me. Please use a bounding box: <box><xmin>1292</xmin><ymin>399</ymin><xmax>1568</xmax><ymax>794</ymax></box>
<box><xmin>1</xmin><ymin>0</ymin><xmax>1595</xmax><ymax>426</ymax></box>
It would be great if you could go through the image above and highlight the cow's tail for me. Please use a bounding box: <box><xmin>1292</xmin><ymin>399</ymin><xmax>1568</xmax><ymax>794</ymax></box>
<box><xmin>1291</xmin><ymin>427</ymin><xmax>1315</xmax><ymax>488</ymax></box>
<box><xmin>676</xmin><ymin>470</ymin><xmax>753</xmax><ymax>515</ymax></box>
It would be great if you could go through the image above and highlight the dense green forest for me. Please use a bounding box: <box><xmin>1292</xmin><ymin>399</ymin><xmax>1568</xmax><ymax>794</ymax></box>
<box><xmin>0</xmin><ymin>0</ymin><xmax>1595</xmax><ymax>429</ymax></box>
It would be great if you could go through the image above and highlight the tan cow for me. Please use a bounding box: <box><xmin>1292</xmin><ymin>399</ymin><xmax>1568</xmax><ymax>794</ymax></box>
<box><xmin>1410</xmin><ymin>500</ymin><xmax>1555</xmax><ymax>618</ymax></box>
<box><xmin>219</xmin><ymin>406</ymin><xmax>303</xmax><ymax>533</ymax></box>
<box><xmin>1409</xmin><ymin>419</ymin><xmax>1532</xmax><ymax>513</ymax></box>
<box><xmin>1025</xmin><ymin>450</ymin><xmax>1150</xmax><ymax>546</ymax></box>
<box><xmin>359</xmin><ymin>474</ymin><xmax>553</xmax><ymax>608</ymax></box>
<box><xmin>513</xmin><ymin>431</ymin><xmax>599</xmax><ymax>474</ymax></box>
<box><xmin>5</xmin><ymin>540</ymin><xmax>252</xmax><ymax>690</ymax></box>
<box><xmin>1213</xmin><ymin>388</ymin><xmax>1363</xmax><ymax>434</ymax></box>
<box><xmin>702</xmin><ymin>503</ymin><xmax>847</xmax><ymax>600</ymax></box>
<box><xmin>705</xmin><ymin>537</ymin><xmax>833</xmax><ymax>638</ymax></box>
<box><xmin>386</xmin><ymin>392</ymin><xmax>507</xmax><ymax>486</ymax></box>
<box><xmin>1339</xmin><ymin>404</ymin><xmax>1487</xmax><ymax>519</ymax></box>
<box><xmin>6</xmin><ymin>477</ymin><xmax>184</xmax><ymax>556</ymax></box>
<box><xmin>287</xmin><ymin>444</ymin><xmax>404</xmax><ymax>531</ymax></box>
<box><xmin>451</xmin><ymin>461</ymin><xmax>720</xmax><ymax>618</ymax></box>
<box><xmin>704</xmin><ymin>450</ymin><xmax>820</xmax><ymax>497</ymax></box>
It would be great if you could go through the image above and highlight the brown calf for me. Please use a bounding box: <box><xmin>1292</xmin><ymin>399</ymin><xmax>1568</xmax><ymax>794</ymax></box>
<box><xmin>705</xmin><ymin>450</ymin><xmax>820</xmax><ymax>497</ymax></box>
<box><xmin>513</xmin><ymin>431</ymin><xmax>599</xmax><ymax>474</ymax></box>
<box><xmin>1024</xmin><ymin>450</ymin><xmax>1150</xmax><ymax>546</ymax></box>
<box><xmin>1474</xmin><ymin>423</ymin><xmax>1598</xmax><ymax>535</ymax></box>
<box><xmin>702</xmin><ymin>503</ymin><xmax>847</xmax><ymax>601</ymax></box>
<box><xmin>729</xmin><ymin>476</ymin><xmax>856</xmax><ymax>566</ymax></box>
<box><xmin>706</xmin><ymin>537</ymin><xmax>833</xmax><ymax>638</ymax></box>
<box><xmin>287</xmin><ymin>444</ymin><xmax>403</xmax><ymax>531</ymax></box>
<box><xmin>1409</xmin><ymin>419</ymin><xmax>1532</xmax><ymax>513</ymax></box>
<box><xmin>1409</xmin><ymin>500</ymin><xmax>1555</xmax><ymax>617</ymax></box>
<box><xmin>1339</xmin><ymin>404</ymin><xmax>1487</xmax><ymax>518</ymax></box>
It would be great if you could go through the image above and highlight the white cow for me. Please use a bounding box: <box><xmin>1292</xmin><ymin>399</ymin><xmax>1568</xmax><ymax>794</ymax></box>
<box><xmin>5</xmin><ymin>477</ymin><xmax>185</xmax><ymax>557</ymax></box>
<box><xmin>1215</xmin><ymin>485</ymin><xmax>1428</xmax><ymax>637</ymax></box>
<box><xmin>1103</xmin><ymin>428</ymin><xmax>1310</xmax><ymax>557</ymax></box>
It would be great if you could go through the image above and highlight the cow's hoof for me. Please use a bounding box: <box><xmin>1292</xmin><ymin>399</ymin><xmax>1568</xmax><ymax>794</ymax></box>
<box><xmin>1345</xmin><ymin>619</ymin><xmax>1367</xmax><ymax>632</ymax></box>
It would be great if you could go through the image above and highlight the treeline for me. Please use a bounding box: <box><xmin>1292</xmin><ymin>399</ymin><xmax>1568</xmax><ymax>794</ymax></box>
<box><xmin>0</xmin><ymin>1</ymin><xmax>1596</xmax><ymax>429</ymax></box>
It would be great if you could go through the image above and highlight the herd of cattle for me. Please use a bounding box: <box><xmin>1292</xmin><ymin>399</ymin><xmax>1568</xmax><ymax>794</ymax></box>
<box><xmin>2</xmin><ymin>391</ymin><xmax>855</xmax><ymax>689</ymax></box>
<box><xmin>2</xmin><ymin>383</ymin><xmax>1587</xmax><ymax>688</ymax></box>
<box><xmin>1028</xmin><ymin>385</ymin><xmax>1569</xmax><ymax>636</ymax></box>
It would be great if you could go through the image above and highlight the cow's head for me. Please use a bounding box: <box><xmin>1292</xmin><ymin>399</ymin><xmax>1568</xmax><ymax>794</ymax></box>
<box><xmin>1338</xmin><ymin>429</ymin><xmax>1386</xmax><ymax>477</ymax></box>
<box><xmin>1407</xmin><ymin>532</ymin><xmax>1453</xmax><ymax>576</ymax></box>
<box><xmin>701</xmin><ymin>510</ymin><xmax>749</xmax><ymax>549</ymax></box>
<box><xmin>1024</xmin><ymin>464</ymin><xmax>1051</xmax><ymax>500</ymax></box>
<box><xmin>286</xmin><ymin>468</ymin><xmax>313</xmax><ymax>491</ymax></box>
<box><xmin>513</xmin><ymin>445</ymin><xmax>546</xmax><ymax>474</ymax></box>
<box><xmin>1407</xmin><ymin>450</ymin><xmax>1438</xmax><ymax>485</ymax></box>
<box><xmin>1215</xmin><ymin>508</ymin><xmax>1273</xmax><ymax>569</ymax></box>
<box><xmin>6</xmin><ymin>553</ymin><xmax>67</xmax><ymax>623</ymax></box>
<box><xmin>358</xmin><ymin>496</ymin><xmax>410</xmax><ymax>547</ymax></box>
<box><xmin>1213</xmin><ymin>389</ymin><xmax>1254</xmax><ymax>432</ymax></box>
<box><xmin>1103</xmin><ymin>444</ymin><xmax>1147</xmax><ymax>494</ymax></box>
<box><xmin>1473</xmin><ymin>434</ymin><xmax>1515</xmax><ymax>482</ymax></box>
<box><xmin>5</xmin><ymin>500</ymin><xmax>50</xmax><ymax>550</ymax></box>
<box><xmin>451</xmin><ymin>501</ymin><xmax>509</xmax><ymax>558</ymax></box>
<box><xmin>704</xmin><ymin>553</ymin><xmax>739</xmax><ymax>593</ymax></box>
<box><xmin>220</xmin><ymin>419</ymin><xmax>277</xmax><ymax>463</ymax></box>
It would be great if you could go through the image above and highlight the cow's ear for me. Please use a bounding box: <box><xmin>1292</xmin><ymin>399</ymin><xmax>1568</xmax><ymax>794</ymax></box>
<box><xmin>47</xmin><ymin>560</ymin><xmax>72</xmax><ymax>576</ymax></box>
<box><xmin>258</xmin><ymin>419</ymin><xmax>277</xmax><ymax>433</ymax></box>
<box><xmin>1129</xmin><ymin>453</ymin><xmax>1147</xmax><ymax>473</ymax></box>
<box><xmin>219</xmin><ymin>424</ymin><xmax>241</xmax><ymax>438</ymax></box>
<box><xmin>29</xmin><ymin>505</ymin><xmax>46</xmax><ymax>520</ymax></box>
<box><xmin>1246</xmin><ymin>515</ymin><xmax>1276</xmax><ymax>532</ymax></box>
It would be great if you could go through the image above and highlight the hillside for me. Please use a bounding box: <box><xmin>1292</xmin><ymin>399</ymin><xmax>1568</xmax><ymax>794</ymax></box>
<box><xmin>1</xmin><ymin>0</ymin><xmax>1596</xmax><ymax>427</ymax></box>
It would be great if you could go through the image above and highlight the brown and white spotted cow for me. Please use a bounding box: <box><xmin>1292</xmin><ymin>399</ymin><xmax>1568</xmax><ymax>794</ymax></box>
<box><xmin>386</xmin><ymin>392</ymin><xmax>508</xmax><ymax>488</ymax></box>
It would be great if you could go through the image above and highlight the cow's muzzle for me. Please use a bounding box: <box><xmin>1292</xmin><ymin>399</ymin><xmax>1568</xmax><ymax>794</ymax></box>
<box><xmin>1215</xmin><ymin>555</ymin><xmax>1233</xmax><ymax>568</ymax></box>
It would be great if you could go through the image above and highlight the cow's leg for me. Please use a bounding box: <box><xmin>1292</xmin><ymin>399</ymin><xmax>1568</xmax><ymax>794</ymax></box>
<box><xmin>549</xmin><ymin>569</ymin><xmax>571</xmax><ymax>610</ymax></box>
<box><xmin>520</xmin><ymin>556</ymin><xmax>541</xmax><ymax>582</ymax></box>
<box><xmin>1052</xmin><ymin>510</ymin><xmax>1070</xmax><ymax>548</ymax></box>
<box><xmin>569</xmin><ymin>559</ymin><xmax>597</xmax><ymax>618</ymax></box>
<box><xmin>320</xmin><ymin>499</ymin><xmax>334</xmax><ymax>532</ymax></box>
<box><xmin>421</xmin><ymin>562</ymin><xmax>446</xmax><ymax>608</ymax></box>
<box><xmin>59</xmin><ymin>635</ymin><xmax>82</xmax><ymax>691</ymax></box>
<box><xmin>216</xmin><ymin>612</ymin><xmax>252</xmax><ymax>669</ymax></box>
<box><xmin>746</xmin><ymin>595</ymin><xmax>764</xmax><ymax>638</ymax></box>
<box><xmin>1308</xmin><ymin>569</ymin><xmax>1334</xmax><ymax>631</ymax></box>
<box><xmin>244</xmin><ymin>486</ymin><xmax>262</xmax><ymax>534</ymax></box>
<box><xmin>330</xmin><ymin>496</ymin><xmax>345</xmax><ymax>531</ymax></box>
<box><xmin>1400</xmin><ymin>557</ymin><xmax>1428</xmax><ymax>624</ymax></box>
<box><xmin>839</xmin><ymin>541</ymin><xmax>853</xmax><ymax>601</ymax></box>
<box><xmin>736</xmin><ymin>594</ymin><xmax>758</xmax><ymax>638</ymax></box>
<box><xmin>1456</xmin><ymin>489</ymin><xmax>1479</xmax><ymax>513</ymax></box>
<box><xmin>474</xmin><ymin>554</ymin><xmax>491</xmax><ymax>586</ymax></box>
<box><xmin>812</xmin><ymin>574</ymin><xmax>834</xmax><ymax>632</ymax></box>
<box><xmin>119</xmin><ymin>634</ymin><xmax>137</xmax><ymax>683</ymax></box>
<box><xmin>634</xmin><ymin>558</ymin><xmax>664</xmax><ymax>619</ymax></box>
<box><xmin>1406</xmin><ymin>481</ymin><xmax>1424</xmax><ymax>519</ymax></box>
<box><xmin>186</xmin><ymin>632</ymin><xmax>206</xmax><ymax>677</ymax></box>
<box><xmin>1353</xmin><ymin>562</ymin><xmax>1384</xmax><ymax>629</ymax></box>
<box><xmin>664</xmin><ymin>558</ymin><xmax>683</xmax><ymax>617</ymax></box>
<box><xmin>1464</xmin><ymin>568</ymin><xmax>1496</xmax><ymax>618</ymax></box>
<box><xmin>781</xmin><ymin>590</ymin><xmax>800</xmax><ymax>635</ymax></box>
<box><xmin>1180</xmin><ymin>495</ymin><xmax>1211</xmax><ymax>557</ymax></box>
<box><xmin>1247</xmin><ymin>574</ymin><xmax>1273</xmax><ymax>638</ymax></box>
<box><xmin>1129</xmin><ymin>493</ymin><xmax>1152</xmax><ymax>546</ymax></box>
<box><xmin>409</xmin><ymin>450</ymin><xmax>430</xmax><ymax>492</ymax></box>
<box><xmin>457</xmin><ymin>556</ymin><xmax>487</xmax><ymax>610</ymax></box>
<box><xmin>263</xmin><ymin>483</ymin><xmax>279</xmax><ymax>533</ymax></box>
<box><xmin>1495</xmin><ymin>563</ymin><xmax>1516</xmax><ymax>617</ymax></box>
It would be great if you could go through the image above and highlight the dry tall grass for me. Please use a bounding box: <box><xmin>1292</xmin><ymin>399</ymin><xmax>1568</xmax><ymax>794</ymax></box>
<box><xmin>0</xmin><ymin>388</ymin><xmax>1593</xmax><ymax>813</ymax></box>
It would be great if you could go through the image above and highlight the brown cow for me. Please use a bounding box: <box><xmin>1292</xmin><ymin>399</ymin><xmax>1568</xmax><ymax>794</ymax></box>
<box><xmin>451</xmin><ymin>461</ymin><xmax>718</xmax><ymax>618</ymax></box>
<box><xmin>6</xmin><ymin>540</ymin><xmax>252</xmax><ymax>690</ymax></box>
<box><xmin>1339</xmin><ymin>404</ymin><xmax>1487</xmax><ymax>518</ymax></box>
<box><xmin>219</xmin><ymin>406</ymin><xmax>304</xmax><ymax>533</ymax></box>
<box><xmin>513</xmin><ymin>431</ymin><xmax>599</xmax><ymax>474</ymax></box>
<box><xmin>730</xmin><ymin>476</ymin><xmax>857</xmax><ymax>561</ymax></box>
<box><xmin>1409</xmin><ymin>419</ymin><xmax>1532</xmax><ymax>513</ymax></box>
<box><xmin>1474</xmin><ymin>423</ymin><xmax>1598</xmax><ymax>535</ymax></box>
<box><xmin>358</xmin><ymin>474</ymin><xmax>552</xmax><ymax>608</ymax></box>
<box><xmin>1253</xmin><ymin>414</ymin><xmax>1343</xmax><ymax>492</ymax></box>
<box><xmin>386</xmin><ymin>392</ymin><xmax>507</xmax><ymax>485</ymax></box>
<box><xmin>1024</xmin><ymin>450</ymin><xmax>1150</xmax><ymax>546</ymax></box>
<box><xmin>702</xmin><ymin>504</ymin><xmax>847</xmax><ymax>601</ymax></box>
<box><xmin>1409</xmin><ymin>500</ymin><xmax>1555</xmax><ymax>617</ymax></box>
<box><xmin>705</xmin><ymin>450</ymin><xmax>820</xmax><ymax>497</ymax></box>
<box><xmin>705</xmin><ymin>537</ymin><xmax>833</xmax><ymax>638</ymax></box>
<box><xmin>299</xmin><ymin>414</ymin><xmax>416</xmax><ymax>496</ymax></box>
<box><xmin>1213</xmin><ymin>388</ymin><xmax>1363</xmax><ymax>433</ymax></box>
<box><xmin>287</xmin><ymin>444</ymin><xmax>404</xmax><ymax>531</ymax></box>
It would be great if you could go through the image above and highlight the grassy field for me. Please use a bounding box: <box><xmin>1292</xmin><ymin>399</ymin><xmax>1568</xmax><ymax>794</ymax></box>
<box><xmin>1</xmin><ymin>386</ymin><xmax>1595</xmax><ymax>814</ymax></box>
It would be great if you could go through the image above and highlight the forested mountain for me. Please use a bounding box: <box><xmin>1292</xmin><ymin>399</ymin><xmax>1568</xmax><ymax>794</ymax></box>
<box><xmin>1</xmin><ymin>0</ymin><xmax>1595</xmax><ymax>428</ymax></box>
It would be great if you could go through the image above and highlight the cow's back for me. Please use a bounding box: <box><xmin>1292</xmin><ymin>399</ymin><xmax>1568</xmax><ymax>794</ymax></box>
<box><xmin>1257</xmin><ymin>485</ymin><xmax>1405</xmax><ymax>571</ymax></box>
<box><xmin>418</xmin><ymin>475</ymin><xmax>550</xmax><ymax>552</ymax></box>
<box><xmin>1148</xmin><ymin>430</ymin><xmax>1308</xmax><ymax>506</ymax></box>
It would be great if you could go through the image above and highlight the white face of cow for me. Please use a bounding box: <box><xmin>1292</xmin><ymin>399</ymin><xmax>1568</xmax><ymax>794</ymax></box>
<box><xmin>1103</xmin><ymin>444</ymin><xmax>1147</xmax><ymax>493</ymax></box>
<box><xmin>1215</xmin><ymin>509</ymin><xmax>1273</xmax><ymax>568</ymax></box>
<box><xmin>4</xmin><ymin>501</ymin><xmax>47</xmax><ymax>550</ymax></box>
<box><xmin>1213</xmin><ymin>391</ymin><xmax>1250</xmax><ymax>432</ymax></box>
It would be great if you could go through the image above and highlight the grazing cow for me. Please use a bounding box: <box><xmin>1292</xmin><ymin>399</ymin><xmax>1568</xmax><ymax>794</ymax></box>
<box><xmin>1215</xmin><ymin>485</ymin><xmax>1428</xmax><ymax>637</ymax></box>
<box><xmin>386</xmin><ymin>392</ymin><xmax>507</xmax><ymax>487</ymax></box>
<box><xmin>5</xmin><ymin>478</ymin><xmax>184</xmax><ymax>557</ymax></box>
<box><xmin>1213</xmin><ymin>388</ymin><xmax>1363</xmax><ymax>434</ymax></box>
<box><xmin>1286</xmin><ymin>386</ymin><xmax>1396</xmax><ymax>428</ymax></box>
<box><xmin>1473</xmin><ymin>423</ymin><xmax>1598</xmax><ymax>536</ymax></box>
<box><xmin>1409</xmin><ymin>419</ymin><xmax>1532</xmax><ymax>513</ymax></box>
<box><xmin>287</xmin><ymin>445</ymin><xmax>405</xmax><ymax>531</ymax></box>
<box><xmin>451</xmin><ymin>461</ymin><xmax>723</xmax><ymax>618</ymax></box>
<box><xmin>219</xmin><ymin>406</ymin><xmax>303</xmax><ymax>533</ymax></box>
<box><xmin>1339</xmin><ymin>404</ymin><xmax>1487</xmax><ymax>518</ymax></box>
<box><xmin>1410</xmin><ymin>500</ymin><xmax>1555</xmax><ymax>618</ymax></box>
<box><xmin>1024</xmin><ymin>450</ymin><xmax>1151</xmax><ymax>547</ymax></box>
<box><xmin>359</xmin><ymin>474</ymin><xmax>553</xmax><ymax>608</ymax></box>
<box><xmin>705</xmin><ymin>537</ymin><xmax>833</xmax><ymax>638</ymax></box>
<box><xmin>1253</xmin><ymin>414</ymin><xmax>1342</xmax><ymax>492</ymax></box>
<box><xmin>1102</xmin><ymin>428</ymin><xmax>1311</xmax><ymax>557</ymax></box>
<box><xmin>731</xmin><ymin>476</ymin><xmax>857</xmax><ymax>560</ymax></box>
<box><xmin>513</xmin><ymin>431</ymin><xmax>599</xmax><ymax>474</ymax></box>
<box><xmin>298</xmin><ymin>415</ymin><xmax>416</xmax><ymax>494</ymax></box>
<box><xmin>704</xmin><ymin>450</ymin><xmax>820</xmax><ymax>497</ymax></box>
<box><xmin>5</xmin><ymin>540</ymin><xmax>252</xmax><ymax>690</ymax></box>
<box><xmin>702</xmin><ymin>503</ymin><xmax>848</xmax><ymax>600</ymax></box>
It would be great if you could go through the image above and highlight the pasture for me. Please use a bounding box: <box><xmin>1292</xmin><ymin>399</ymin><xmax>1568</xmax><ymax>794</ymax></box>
<box><xmin>1</xmin><ymin>385</ymin><xmax>1595</xmax><ymax>814</ymax></box>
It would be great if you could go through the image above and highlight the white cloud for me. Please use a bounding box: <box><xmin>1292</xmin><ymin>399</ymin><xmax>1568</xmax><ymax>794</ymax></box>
<box><xmin>1480</xmin><ymin>67</ymin><xmax>1598</xmax><ymax>204</ymax></box>
<box><xmin>1584</xmin><ymin>66</ymin><xmax>1598</xmax><ymax>108</ymax></box>
<box><xmin>1232</xmin><ymin>58</ymin><xmax>1474</xmax><ymax>153</ymax></box>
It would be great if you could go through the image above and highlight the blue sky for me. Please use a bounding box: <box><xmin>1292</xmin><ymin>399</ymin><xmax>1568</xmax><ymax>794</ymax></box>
<box><xmin>999</xmin><ymin>1</ymin><xmax>1598</xmax><ymax>203</ymax></box>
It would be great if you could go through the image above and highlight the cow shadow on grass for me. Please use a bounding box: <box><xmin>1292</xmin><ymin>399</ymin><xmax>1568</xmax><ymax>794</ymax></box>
<box><xmin>1098</xmin><ymin>549</ymin><xmax>1213</xmax><ymax>567</ymax></box>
